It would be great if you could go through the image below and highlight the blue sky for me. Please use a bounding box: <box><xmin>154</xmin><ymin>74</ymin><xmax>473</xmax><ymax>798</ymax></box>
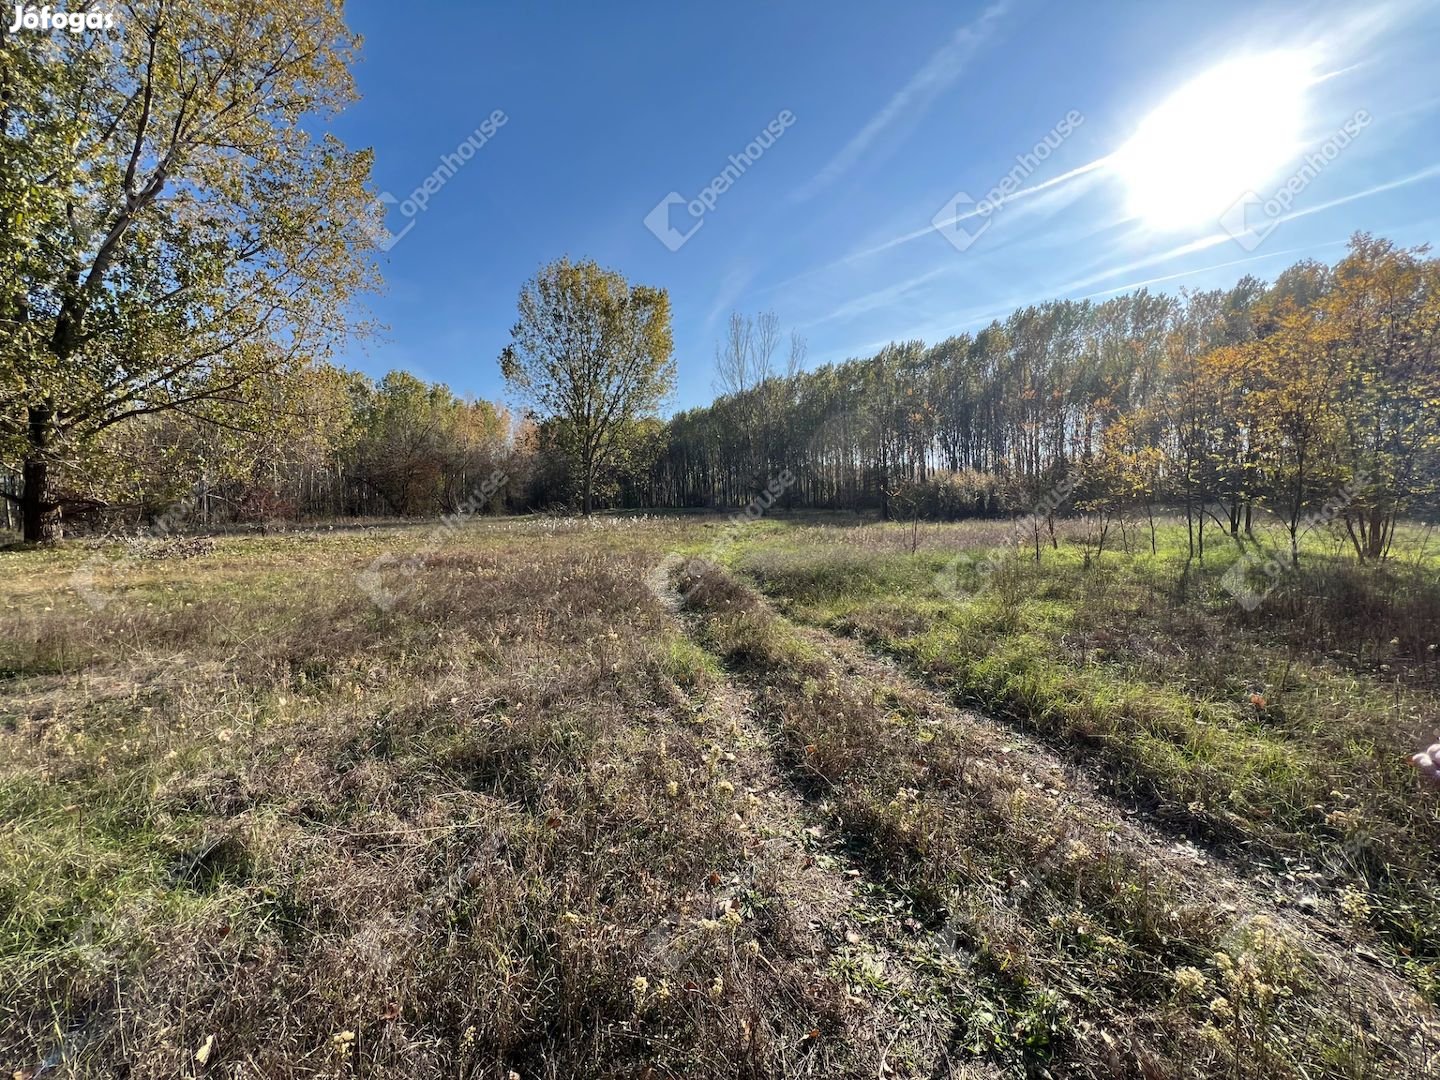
<box><xmin>333</xmin><ymin>0</ymin><xmax>1440</xmax><ymax>413</ymax></box>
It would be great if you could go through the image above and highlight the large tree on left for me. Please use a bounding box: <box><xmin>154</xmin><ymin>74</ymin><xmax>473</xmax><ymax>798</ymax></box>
<box><xmin>0</xmin><ymin>0</ymin><xmax>377</xmax><ymax>540</ymax></box>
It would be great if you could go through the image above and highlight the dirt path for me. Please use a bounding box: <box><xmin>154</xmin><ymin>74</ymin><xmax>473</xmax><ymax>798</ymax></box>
<box><xmin>651</xmin><ymin>555</ymin><xmax>1440</xmax><ymax>1075</ymax></box>
<box><xmin>645</xmin><ymin>556</ymin><xmax>1000</xmax><ymax>1079</ymax></box>
<box><xmin>764</xmin><ymin>591</ymin><xmax>1439</xmax><ymax>1070</ymax></box>
<box><xmin>794</xmin><ymin>618</ymin><xmax>1347</xmax><ymax>920</ymax></box>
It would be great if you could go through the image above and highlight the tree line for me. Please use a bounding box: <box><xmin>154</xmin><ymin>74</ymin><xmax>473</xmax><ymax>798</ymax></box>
<box><xmin>1</xmin><ymin>2</ymin><xmax>673</xmax><ymax>538</ymax></box>
<box><xmin>4</xmin><ymin>233</ymin><xmax>1437</xmax><ymax>561</ymax></box>
<box><xmin>652</xmin><ymin>234</ymin><xmax>1440</xmax><ymax>562</ymax></box>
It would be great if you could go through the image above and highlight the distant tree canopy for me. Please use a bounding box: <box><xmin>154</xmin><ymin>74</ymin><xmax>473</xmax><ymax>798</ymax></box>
<box><xmin>33</xmin><ymin>365</ymin><xmax>512</xmax><ymax>527</ymax></box>
<box><xmin>651</xmin><ymin>235</ymin><xmax>1439</xmax><ymax>561</ymax></box>
<box><xmin>0</xmin><ymin>0</ymin><xmax>377</xmax><ymax>541</ymax></box>
<box><xmin>347</xmin><ymin>371</ymin><xmax>510</xmax><ymax>517</ymax></box>
<box><xmin>500</xmin><ymin>257</ymin><xmax>675</xmax><ymax>515</ymax></box>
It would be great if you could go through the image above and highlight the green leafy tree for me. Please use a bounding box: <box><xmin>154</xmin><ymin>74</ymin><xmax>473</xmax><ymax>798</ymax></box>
<box><xmin>499</xmin><ymin>257</ymin><xmax>674</xmax><ymax>515</ymax></box>
<box><xmin>0</xmin><ymin>0</ymin><xmax>377</xmax><ymax>540</ymax></box>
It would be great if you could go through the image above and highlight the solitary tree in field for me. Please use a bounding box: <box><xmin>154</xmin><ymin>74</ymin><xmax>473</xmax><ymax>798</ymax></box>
<box><xmin>0</xmin><ymin>0</ymin><xmax>377</xmax><ymax>541</ymax></box>
<box><xmin>1249</xmin><ymin>305</ymin><xmax>1347</xmax><ymax>564</ymax></box>
<box><xmin>500</xmin><ymin>257</ymin><xmax>675</xmax><ymax>515</ymax></box>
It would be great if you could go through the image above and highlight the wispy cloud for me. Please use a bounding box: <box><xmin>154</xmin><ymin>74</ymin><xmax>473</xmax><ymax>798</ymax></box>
<box><xmin>799</xmin><ymin>183</ymin><xmax>1440</xmax><ymax>363</ymax></box>
<box><xmin>1070</xmin><ymin>240</ymin><xmax>1351</xmax><ymax>301</ymax></box>
<box><xmin>704</xmin><ymin>264</ymin><xmax>758</xmax><ymax>329</ymax></box>
<box><xmin>841</xmin><ymin>242</ymin><xmax>1339</xmax><ymax>352</ymax></box>
<box><xmin>847</xmin><ymin>154</ymin><xmax>1112</xmax><ymax>264</ymax></box>
<box><xmin>790</xmin><ymin>3</ymin><xmax>1010</xmax><ymax>203</ymax></box>
<box><xmin>762</xmin><ymin>154</ymin><xmax>1109</xmax><ymax>298</ymax></box>
<box><xmin>800</xmin><ymin>266</ymin><xmax>949</xmax><ymax>330</ymax></box>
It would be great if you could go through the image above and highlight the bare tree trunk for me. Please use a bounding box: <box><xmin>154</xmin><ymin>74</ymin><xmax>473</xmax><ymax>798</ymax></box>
<box><xmin>1366</xmin><ymin>508</ymin><xmax>1389</xmax><ymax>561</ymax></box>
<box><xmin>20</xmin><ymin>459</ymin><xmax>58</xmax><ymax>543</ymax></box>
<box><xmin>580</xmin><ymin>443</ymin><xmax>596</xmax><ymax>516</ymax></box>
<box><xmin>1185</xmin><ymin>495</ymin><xmax>1195</xmax><ymax>565</ymax></box>
<box><xmin>1287</xmin><ymin>450</ymin><xmax>1306</xmax><ymax>566</ymax></box>
<box><xmin>20</xmin><ymin>406</ymin><xmax>60</xmax><ymax>543</ymax></box>
<box><xmin>1344</xmin><ymin>513</ymin><xmax>1365</xmax><ymax>561</ymax></box>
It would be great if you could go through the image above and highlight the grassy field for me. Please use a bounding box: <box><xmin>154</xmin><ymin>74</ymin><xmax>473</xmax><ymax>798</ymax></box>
<box><xmin>2</xmin><ymin>513</ymin><xmax>1438</xmax><ymax>1078</ymax></box>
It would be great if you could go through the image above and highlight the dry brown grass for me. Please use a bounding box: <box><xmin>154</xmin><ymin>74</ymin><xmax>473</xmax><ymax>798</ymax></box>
<box><xmin>735</xmin><ymin>519</ymin><xmax>1440</xmax><ymax>979</ymax></box>
<box><xmin>0</xmin><ymin>525</ymin><xmax>887</xmax><ymax>1078</ymax></box>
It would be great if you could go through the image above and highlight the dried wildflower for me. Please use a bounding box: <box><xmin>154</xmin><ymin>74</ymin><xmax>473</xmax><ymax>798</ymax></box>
<box><xmin>1338</xmin><ymin>887</ymin><xmax>1372</xmax><ymax>922</ymax></box>
<box><xmin>1064</xmin><ymin>840</ymin><xmax>1093</xmax><ymax>864</ymax></box>
<box><xmin>1173</xmin><ymin>966</ymin><xmax>1208</xmax><ymax>996</ymax></box>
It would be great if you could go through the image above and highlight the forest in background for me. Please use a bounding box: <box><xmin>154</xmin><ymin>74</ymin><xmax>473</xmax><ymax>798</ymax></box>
<box><xmin>6</xmin><ymin>232</ymin><xmax>1436</xmax><ymax>564</ymax></box>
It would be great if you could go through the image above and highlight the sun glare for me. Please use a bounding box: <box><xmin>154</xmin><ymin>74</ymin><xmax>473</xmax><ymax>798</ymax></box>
<box><xmin>1114</xmin><ymin>50</ymin><xmax>1315</xmax><ymax>229</ymax></box>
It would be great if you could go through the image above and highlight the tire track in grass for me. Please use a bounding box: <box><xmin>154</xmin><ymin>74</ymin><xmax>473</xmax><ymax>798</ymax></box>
<box><xmin>670</xmin><ymin>557</ymin><xmax>1439</xmax><ymax>1079</ymax></box>
<box><xmin>735</xmin><ymin>558</ymin><xmax>1431</xmax><ymax>945</ymax></box>
<box><xmin>791</xmin><ymin>592</ymin><xmax>1440</xmax><ymax>1076</ymax></box>
<box><xmin>645</xmin><ymin>556</ymin><xmax>1003</xmax><ymax>1080</ymax></box>
<box><xmin>778</xmin><ymin>601</ymin><xmax>1438</xmax><ymax>974</ymax></box>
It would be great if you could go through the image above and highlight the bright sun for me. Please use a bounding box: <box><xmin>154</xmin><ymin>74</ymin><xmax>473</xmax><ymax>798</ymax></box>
<box><xmin>1113</xmin><ymin>50</ymin><xmax>1314</xmax><ymax>229</ymax></box>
